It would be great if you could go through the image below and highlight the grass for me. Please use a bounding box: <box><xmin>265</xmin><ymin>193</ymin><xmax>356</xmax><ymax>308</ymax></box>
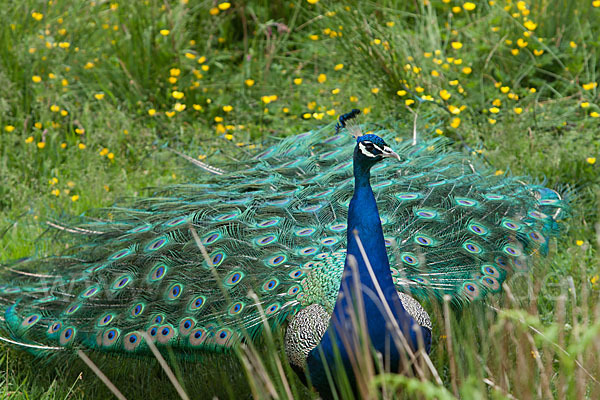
<box><xmin>0</xmin><ymin>0</ymin><xmax>599</xmax><ymax>398</ymax></box>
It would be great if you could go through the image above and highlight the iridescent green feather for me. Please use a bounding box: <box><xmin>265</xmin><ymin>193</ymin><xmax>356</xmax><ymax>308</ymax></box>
<box><xmin>0</xmin><ymin>120</ymin><xmax>567</xmax><ymax>358</ymax></box>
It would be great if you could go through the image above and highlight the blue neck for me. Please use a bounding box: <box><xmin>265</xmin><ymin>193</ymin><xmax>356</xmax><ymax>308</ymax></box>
<box><xmin>306</xmin><ymin>153</ymin><xmax>427</xmax><ymax>396</ymax></box>
<box><xmin>342</xmin><ymin>161</ymin><xmax>393</xmax><ymax>296</ymax></box>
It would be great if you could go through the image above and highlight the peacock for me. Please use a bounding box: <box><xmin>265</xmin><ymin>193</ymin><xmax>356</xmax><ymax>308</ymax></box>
<box><xmin>0</xmin><ymin>110</ymin><xmax>566</xmax><ymax>397</ymax></box>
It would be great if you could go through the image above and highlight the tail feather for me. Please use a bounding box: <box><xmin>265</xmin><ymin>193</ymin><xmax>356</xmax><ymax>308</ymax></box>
<box><xmin>0</xmin><ymin>121</ymin><xmax>568</xmax><ymax>357</ymax></box>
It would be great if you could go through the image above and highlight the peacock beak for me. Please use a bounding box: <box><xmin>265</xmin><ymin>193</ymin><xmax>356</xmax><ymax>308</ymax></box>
<box><xmin>381</xmin><ymin>146</ymin><xmax>401</xmax><ymax>161</ymax></box>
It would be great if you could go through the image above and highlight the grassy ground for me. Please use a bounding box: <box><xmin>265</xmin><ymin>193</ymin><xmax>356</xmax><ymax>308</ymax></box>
<box><xmin>0</xmin><ymin>0</ymin><xmax>599</xmax><ymax>398</ymax></box>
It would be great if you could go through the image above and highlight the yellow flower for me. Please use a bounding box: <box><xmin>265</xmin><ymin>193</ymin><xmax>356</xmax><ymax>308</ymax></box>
<box><xmin>174</xmin><ymin>103</ymin><xmax>186</xmax><ymax>112</ymax></box>
<box><xmin>245</xmin><ymin>79</ymin><xmax>255</xmax><ymax>87</ymax></box>
<box><xmin>488</xmin><ymin>118</ymin><xmax>497</xmax><ymax>124</ymax></box>
<box><xmin>334</xmin><ymin>63</ymin><xmax>344</xmax><ymax>71</ymax></box>
<box><xmin>50</xmin><ymin>105</ymin><xmax>60</xmax><ymax>112</ymax></box>
<box><xmin>489</xmin><ymin>107</ymin><xmax>500</xmax><ymax>114</ymax></box>
<box><xmin>107</xmin><ymin>152</ymin><xmax>114</xmax><ymax>160</ymax></box>
<box><xmin>100</xmin><ymin>148</ymin><xmax>109</xmax><ymax>156</ymax></box>
<box><xmin>326</xmin><ymin>109</ymin><xmax>336</xmax><ymax>116</ymax></box>
<box><xmin>431</xmin><ymin>70</ymin><xmax>440</xmax><ymax>77</ymax></box>
<box><xmin>58</xmin><ymin>42</ymin><xmax>70</xmax><ymax>49</ymax></box>
<box><xmin>463</xmin><ymin>2</ymin><xmax>476</xmax><ymax>11</ymax></box>
<box><xmin>450</xmin><ymin>117</ymin><xmax>461</xmax><ymax>128</ymax></box>
<box><xmin>371</xmin><ymin>88</ymin><xmax>379</xmax><ymax>94</ymax></box>
<box><xmin>61</xmin><ymin>79</ymin><xmax>68</xmax><ymax>86</ymax></box>
<box><xmin>492</xmin><ymin>99</ymin><xmax>502</xmax><ymax>107</ymax></box>
<box><xmin>448</xmin><ymin>105</ymin><xmax>460</xmax><ymax>114</ymax></box>
<box><xmin>218</xmin><ymin>2</ymin><xmax>231</xmax><ymax>10</ymax></box>
<box><xmin>172</xmin><ymin>91</ymin><xmax>184</xmax><ymax>99</ymax></box>
<box><xmin>594</xmin><ymin>0</ymin><xmax>600</xmax><ymax>7</ymax></box>
<box><xmin>34</xmin><ymin>122</ymin><xmax>42</xmax><ymax>129</ymax></box>
<box><xmin>71</xmin><ymin>195</ymin><xmax>79</xmax><ymax>202</ymax></box>
<box><xmin>576</xmin><ymin>240</ymin><xmax>584</xmax><ymax>246</ymax></box>
<box><xmin>261</xmin><ymin>95</ymin><xmax>272</xmax><ymax>104</ymax></box>
<box><xmin>160</xmin><ymin>29</ymin><xmax>170</xmax><ymax>36</ymax></box>
<box><xmin>4</xmin><ymin>125</ymin><xmax>15</xmax><ymax>132</ymax></box>
<box><xmin>214</xmin><ymin>116</ymin><xmax>224</xmax><ymax>122</ymax></box>
<box><xmin>25</xmin><ymin>136</ymin><xmax>34</xmax><ymax>144</ymax></box>
<box><xmin>495</xmin><ymin>170</ymin><xmax>504</xmax><ymax>176</ymax></box>
<box><xmin>332</xmin><ymin>88</ymin><xmax>340</xmax><ymax>94</ymax></box>
<box><xmin>209</xmin><ymin>7</ymin><xmax>219</xmax><ymax>15</ymax></box>
<box><xmin>309</xmin><ymin>34</ymin><xmax>319</xmax><ymax>41</ymax></box>
<box><xmin>350</xmin><ymin>96</ymin><xmax>358</xmax><ymax>102</ymax></box>
<box><xmin>373</xmin><ymin>39</ymin><xmax>381</xmax><ymax>45</ymax></box>
<box><xmin>452</xmin><ymin>6</ymin><xmax>462</xmax><ymax>13</ymax></box>
<box><xmin>307</xmin><ymin>0</ymin><xmax>319</xmax><ymax>3</ymax></box>
<box><xmin>586</xmin><ymin>157</ymin><xmax>596</xmax><ymax>164</ymax></box>
<box><xmin>60</xmin><ymin>110</ymin><xmax>68</xmax><ymax>116</ymax></box>
<box><xmin>530</xmin><ymin>88</ymin><xmax>537</xmax><ymax>93</ymax></box>
<box><xmin>386</xmin><ymin>21</ymin><xmax>395</xmax><ymax>27</ymax></box>
<box><xmin>591</xmin><ymin>112</ymin><xmax>600</xmax><ymax>118</ymax></box>
<box><xmin>302</xmin><ymin>113</ymin><xmax>312</xmax><ymax>119</ymax></box>
<box><xmin>405</xmin><ymin>99</ymin><xmax>415</xmax><ymax>106</ymax></box>
<box><xmin>166</xmin><ymin>111</ymin><xmax>176</xmax><ymax>118</ymax></box>
<box><xmin>517</xmin><ymin>38</ymin><xmax>528</xmax><ymax>48</ymax></box>
<box><xmin>193</xmin><ymin>104</ymin><xmax>203</xmax><ymax>111</ymax></box>
<box><xmin>523</xmin><ymin>20</ymin><xmax>537</xmax><ymax>31</ymax></box>
<box><xmin>580</xmin><ymin>102</ymin><xmax>590</xmax><ymax>108</ymax></box>
<box><xmin>511</xmin><ymin>48</ymin><xmax>520</xmax><ymax>56</ymax></box>
<box><xmin>31</xmin><ymin>12</ymin><xmax>43</xmax><ymax>21</ymax></box>
<box><xmin>435</xmin><ymin>129</ymin><xmax>443</xmax><ymax>135</ymax></box>
<box><xmin>317</xmin><ymin>73</ymin><xmax>327</xmax><ymax>83</ymax></box>
<box><xmin>170</xmin><ymin>68</ymin><xmax>181</xmax><ymax>77</ymax></box>
<box><xmin>94</xmin><ymin>93</ymin><xmax>105</xmax><ymax>100</ymax></box>
<box><xmin>396</xmin><ymin>90</ymin><xmax>406</xmax><ymax>96</ymax></box>
<box><xmin>293</xmin><ymin>78</ymin><xmax>303</xmax><ymax>85</ymax></box>
<box><xmin>51</xmin><ymin>189</ymin><xmax>60</xmax><ymax>196</ymax></box>
<box><xmin>583</xmin><ymin>82</ymin><xmax>598</xmax><ymax>90</ymax></box>
<box><xmin>569</xmin><ymin>41</ymin><xmax>577</xmax><ymax>49</ymax></box>
<box><xmin>148</xmin><ymin>109</ymin><xmax>157</xmax><ymax>116</ymax></box>
<box><xmin>283</xmin><ymin>107</ymin><xmax>290</xmax><ymax>113</ymax></box>
<box><xmin>78</xmin><ymin>143</ymin><xmax>86</xmax><ymax>150</ymax></box>
<box><xmin>439</xmin><ymin>89</ymin><xmax>451</xmax><ymax>101</ymax></box>
<box><xmin>513</xmin><ymin>107</ymin><xmax>523</xmax><ymax>114</ymax></box>
<box><xmin>201</xmin><ymin>65</ymin><xmax>209</xmax><ymax>72</ymax></box>
<box><xmin>533</xmin><ymin>49</ymin><xmax>544</xmax><ymax>56</ymax></box>
<box><xmin>462</xmin><ymin>67</ymin><xmax>472</xmax><ymax>74</ymax></box>
<box><xmin>197</xmin><ymin>56</ymin><xmax>207</xmax><ymax>64</ymax></box>
<box><xmin>32</xmin><ymin>75</ymin><xmax>42</xmax><ymax>83</ymax></box>
<box><xmin>451</xmin><ymin>41</ymin><xmax>463</xmax><ymax>50</ymax></box>
<box><xmin>223</xmin><ymin>105</ymin><xmax>233</xmax><ymax>112</ymax></box>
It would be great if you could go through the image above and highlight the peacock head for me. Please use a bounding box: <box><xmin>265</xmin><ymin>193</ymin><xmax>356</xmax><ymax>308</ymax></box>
<box><xmin>335</xmin><ymin>109</ymin><xmax>400</xmax><ymax>168</ymax></box>
<box><xmin>354</xmin><ymin>134</ymin><xmax>401</xmax><ymax>168</ymax></box>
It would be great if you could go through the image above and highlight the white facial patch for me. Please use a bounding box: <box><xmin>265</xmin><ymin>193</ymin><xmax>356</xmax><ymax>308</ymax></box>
<box><xmin>358</xmin><ymin>141</ymin><xmax>383</xmax><ymax>158</ymax></box>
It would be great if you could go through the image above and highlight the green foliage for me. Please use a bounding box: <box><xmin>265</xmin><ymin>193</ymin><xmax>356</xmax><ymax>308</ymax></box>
<box><xmin>0</xmin><ymin>0</ymin><xmax>599</xmax><ymax>398</ymax></box>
